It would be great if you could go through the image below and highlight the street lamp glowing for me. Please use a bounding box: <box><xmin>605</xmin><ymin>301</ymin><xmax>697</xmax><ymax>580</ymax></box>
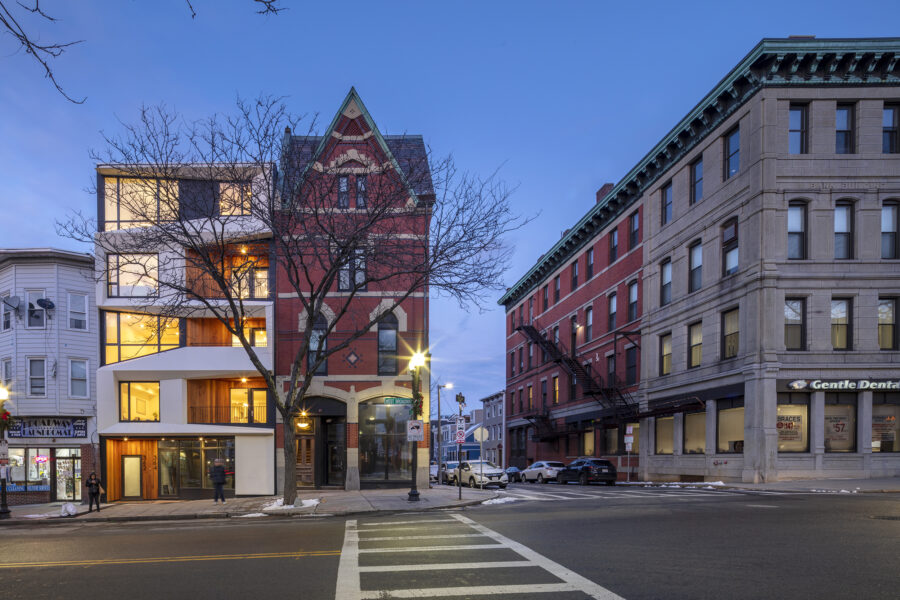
<box><xmin>409</xmin><ymin>352</ymin><xmax>427</xmax><ymax>370</ymax></box>
<box><xmin>442</xmin><ymin>382</ymin><xmax>453</xmax><ymax>390</ymax></box>
<box><xmin>0</xmin><ymin>387</ymin><xmax>8</xmax><ymax>401</ymax></box>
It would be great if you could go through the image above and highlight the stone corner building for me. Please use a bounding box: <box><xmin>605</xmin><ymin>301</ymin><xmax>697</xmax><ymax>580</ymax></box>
<box><xmin>502</xmin><ymin>37</ymin><xmax>900</xmax><ymax>483</ymax></box>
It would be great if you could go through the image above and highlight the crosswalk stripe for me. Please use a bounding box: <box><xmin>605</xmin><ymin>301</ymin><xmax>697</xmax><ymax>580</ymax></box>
<box><xmin>359</xmin><ymin>583</ymin><xmax>583</xmax><ymax>598</ymax></box>
<box><xmin>358</xmin><ymin>561</ymin><xmax>534</xmax><ymax>573</ymax></box>
<box><xmin>360</xmin><ymin>519</ymin><xmax>457</xmax><ymax>527</ymax></box>
<box><xmin>358</xmin><ymin>543</ymin><xmax>506</xmax><ymax>553</ymax></box>
<box><xmin>358</xmin><ymin>534</ymin><xmax>486</xmax><ymax>542</ymax></box>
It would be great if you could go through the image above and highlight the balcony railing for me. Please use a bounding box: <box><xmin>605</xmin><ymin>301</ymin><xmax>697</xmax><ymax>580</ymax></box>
<box><xmin>188</xmin><ymin>404</ymin><xmax>267</xmax><ymax>425</ymax></box>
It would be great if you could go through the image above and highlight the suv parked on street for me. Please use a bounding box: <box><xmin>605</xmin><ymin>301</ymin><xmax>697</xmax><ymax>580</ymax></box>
<box><xmin>557</xmin><ymin>458</ymin><xmax>617</xmax><ymax>485</ymax></box>
<box><xmin>522</xmin><ymin>461</ymin><xmax>566</xmax><ymax>483</ymax></box>
<box><xmin>456</xmin><ymin>460</ymin><xmax>508</xmax><ymax>488</ymax></box>
<box><xmin>441</xmin><ymin>461</ymin><xmax>459</xmax><ymax>484</ymax></box>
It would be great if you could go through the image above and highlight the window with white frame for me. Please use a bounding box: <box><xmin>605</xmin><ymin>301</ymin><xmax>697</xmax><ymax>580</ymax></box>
<box><xmin>28</xmin><ymin>358</ymin><xmax>46</xmax><ymax>396</ymax></box>
<box><xmin>26</xmin><ymin>290</ymin><xmax>45</xmax><ymax>329</ymax></box>
<box><xmin>69</xmin><ymin>359</ymin><xmax>88</xmax><ymax>398</ymax></box>
<box><xmin>1</xmin><ymin>293</ymin><xmax>10</xmax><ymax>331</ymax></box>
<box><xmin>1</xmin><ymin>358</ymin><xmax>12</xmax><ymax>388</ymax></box>
<box><xmin>68</xmin><ymin>293</ymin><xmax>88</xmax><ymax>331</ymax></box>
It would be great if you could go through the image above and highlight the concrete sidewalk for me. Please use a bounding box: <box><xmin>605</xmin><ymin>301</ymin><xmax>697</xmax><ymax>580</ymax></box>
<box><xmin>720</xmin><ymin>476</ymin><xmax>900</xmax><ymax>494</ymax></box>
<box><xmin>0</xmin><ymin>485</ymin><xmax>499</xmax><ymax>524</ymax></box>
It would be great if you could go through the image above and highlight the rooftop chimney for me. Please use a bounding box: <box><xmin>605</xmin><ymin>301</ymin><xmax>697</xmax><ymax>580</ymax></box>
<box><xmin>596</xmin><ymin>183</ymin><xmax>615</xmax><ymax>204</ymax></box>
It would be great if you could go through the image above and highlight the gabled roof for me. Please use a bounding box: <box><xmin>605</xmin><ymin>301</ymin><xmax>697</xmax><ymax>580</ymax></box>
<box><xmin>498</xmin><ymin>37</ymin><xmax>900</xmax><ymax>308</ymax></box>
<box><xmin>283</xmin><ymin>88</ymin><xmax>434</xmax><ymax>200</ymax></box>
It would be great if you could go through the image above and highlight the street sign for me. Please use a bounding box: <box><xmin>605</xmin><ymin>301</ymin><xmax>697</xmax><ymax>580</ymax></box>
<box><xmin>456</xmin><ymin>417</ymin><xmax>465</xmax><ymax>428</ymax></box>
<box><xmin>625</xmin><ymin>442</ymin><xmax>633</xmax><ymax>452</ymax></box>
<box><xmin>384</xmin><ymin>397</ymin><xmax>412</xmax><ymax>405</ymax></box>
<box><xmin>406</xmin><ymin>420</ymin><xmax>424</xmax><ymax>442</ymax></box>
<box><xmin>626</xmin><ymin>425</ymin><xmax>634</xmax><ymax>435</ymax></box>
<box><xmin>471</xmin><ymin>427</ymin><xmax>488</xmax><ymax>443</ymax></box>
<box><xmin>455</xmin><ymin>429</ymin><xmax>466</xmax><ymax>444</ymax></box>
<box><xmin>624</xmin><ymin>435</ymin><xmax>634</xmax><ymax>444</ymax></box>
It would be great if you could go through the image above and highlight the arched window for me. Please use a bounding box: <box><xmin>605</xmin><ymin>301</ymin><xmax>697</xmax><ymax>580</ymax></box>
<box><xmin>308</xmin><ymin>313</ymin><xmax>327</xmax><ymax>375</ymax></box>
<box><xmin>377</xmin><ymin>313</ymin><xmax>398</xmax><ymax>375</ymax></box>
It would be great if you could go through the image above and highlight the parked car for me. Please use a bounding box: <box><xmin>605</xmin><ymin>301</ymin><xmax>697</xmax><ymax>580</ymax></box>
<box><xmin>456</xmin><ymin>460</ymin><xmax>508</xmax><ymax>488</ymax></box>
<box><xmin>441</xmin><ymin>461</ymin><xmax>459</xmax><ymax>484</ymax></box>
<box><xmin>557</xmin><ymin>458</ymin><xmax>617</xmax><ymax>485</ymax></box>
<box><xmin>429</xmin><ymin>462</ymin><xmax>438</xmax><ymax>483</ymax></box>
<box><xmin>522</xmin><ymin>461</ymin><xmax>566</xmax><ymax>483</ymax></box>
<box><xmin>505</xmin><ymin>466</ymin><xmax>523</xmax><ymax>483</ymax></box>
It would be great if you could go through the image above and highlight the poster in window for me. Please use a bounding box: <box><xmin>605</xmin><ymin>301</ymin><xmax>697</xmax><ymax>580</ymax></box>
<box><xmin>777</xmin><ymin>414</ymin><xmax>803</xmax><ymax>442</ymax></box>
<box><xmin>825</xmin><ymin>415</ymin><xmax>851</xmax><ymax>442</ymax></box>
<box><xmin>872</xmin><ymin>414</ymin><xmax>897</xmax><ymax>442</ymax></box>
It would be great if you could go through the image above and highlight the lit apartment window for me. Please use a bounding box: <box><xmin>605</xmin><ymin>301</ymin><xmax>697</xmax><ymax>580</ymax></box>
<box><xmin>627</xmin><ymin>281</ymin><xmax>638</xmax><ymax>322</ymax></box>
<box><xmin>355</xmin><ymin>175</ymin><xmax>367</xmax><ymax>208</ymax></box>
<box><xmin>834</xmin><ymin>202</ymin><xmax>854</xmax><ymax>260</ymax></box>
<box><xmin>722</xmin><ymin>219</ymin><xmax>738</xmax><ymax>276</ymax></box>
<box><xmin>552</xmin><ymin>376</ymin><xmax>559</xmax><ymax>404</ymax></box>
<box><xmin>107</xmin><ymin>254</ymin><xmax>158</xmax><ymax>297</ymax></box>
<box><xmin>119</xmin><ymin>382</ymin><xmax>160</xmax><ymax>422</ymax></box>
<box><xmin>585</xmin><ymin>307</ymin><xmax>593</xmax><ymax>341</ymax></box>
<box><xmin>608</xmin><ymin>293</ymin><xmax>617</xmax><ymax>331</ymax></box>
<box><xmin>722</xmin><ymin>308</ymin><xmax>739</xmax><ymax>359</ymax></box>
<box><xmin>586</xmin><ymin>248</ymin><xmax>594</xmax><ymax>279</ymax></box>
<box><xmin>68</xmin><ymin>293</ymin><xmax>88</xmax><ymax>331</ymax></box>
<box><xmin>309</xmin><ymin>314</ymin><xmax>328</xmax><ymax>375</ymax></box>
<box><xmin>660</xmin><ymin>259</ymin><xmax>672</xmax><ymax>306</ymax></box>
<box><xmin>878</xmin><ymin>298</ymin><xmax>897</xmax><ymax>351</ymax></box>
<box><xmin>688</xmin><ymin>241</ymin><xmax>702</xmax><ymax>293</ymax></box>
<box><xmin>724</xmin><ymin>127</ymin><xmax>740</xmax><ymax>179</ymax></box>
<box><xmin>609</xmin><ymin>229</ymin><xmax>618</xmax><ymax>263</ymax></box>
<box><xmin>789</xmin><ymin>104</ymin><xmax>809</xmax><ymax>154</ymax></box>
<box><xmin>104</xmin><ymin>177</ymin><xmax>178</xmax><ymax>230</ymax></box>
<box><xmin>571</xmin><ymin>261</ymin><xmax>579</xmax><ymax>290</ymax></box>
<box><xmin>28</xmin><ymin>358</ymin><xmax>45</xmax><ymax>396</ymax></box>
<box><xmin>527</xmin><ymin>386</ymin><xmax>533</xmax><ymax>410</ymax></box>
<box><xmin>690</xmin><ymin>157</ymin><xmax>703</xmax><ymax>205</ymax></box>
<box><xmin>337</xmin><ymin>176</ymin><xmax>350</xmax><ymax>208</ymax></box>
<box><xmin>688</xmin><ymin>322</ymin><xmax>702</xmax><ymax>368</ymax></box>
<box><xmin>69</xmin><ymin>359</ymin><xmax>88</xmax><ymax>398</ymax></box>
<box><xmin>661</xmin><ymin>182</ymin><xmax>673</xmax><ymax>225</ymax></box>
<box><xmin>104</xmin><ymin>312</ymin><xmax>180</xmax><ymax>365</ymax></box>
<box><xmin>885</xmin><ymin>105</ymin><xmax>900</xmax><ymax>153</ymax></box>
<box><xmin>659</xmin><ymin>333</ymin><xmax>672</xmax><ymax>376</ymax></box>
<box><xmin>836</xmin><ymin>104</ymin><xmax>855</xmax><ymax>154</ymax></box>
<box><xmin>629</xmin><ymin>211</ymin><xmax>640</xmax><ymax>249</ymax></box>
<box><xmin>788</xmin><ymin>202</ymin><xmax>807</xmax><ymax>259</ymax></box>
<box><xmin>784</xmin><ymin>298</ymin><xmax>806</xmax><ymax>351</ymax></box>
<box><xmin>883</xmin><ymin>202</ymin><xmax>899</xmax><ymax>259</ymax></box>
<box><xmin>338</xmin><ymin>248</ymin><xmax>366</xmax><ymax>291</ymax></box>
<box><xmin>554</xmin><ymin>276</ymin><xmax>560</xmax><ymax>304</ymax></box>
<box><xmin>377</xmin><ymin>314</ymin><xmax>398</xmax><ymax>375</ymax></box>
<box><xmin>219</xmin><ymin>182</ymin><xmax>252</xmax><ymax>216</ymax></box>
<box><xmin>831</xmin><ymin>298</ymin><xmax>852</xmax><ymax>351</ymax></box>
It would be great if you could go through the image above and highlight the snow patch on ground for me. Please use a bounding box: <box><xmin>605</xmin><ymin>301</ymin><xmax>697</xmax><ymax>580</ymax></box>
<box><xmin>262</xmin><ymin>498</ymin><xmax>320</xmax><ymax>511</ymax></box>
<box><xmin>236</xmin><ymin>512</ymin><xmax>268</xmax><ymax>518</ymax></box>
<box><xmin>23</xmin><ymin>514</ymin><xmax>52</xmax><ymax>519</ymax></box>
<box><xmin>482</xmin><ymin>497</ymin><xmax>517</xmax><ymax>505</ymax></box>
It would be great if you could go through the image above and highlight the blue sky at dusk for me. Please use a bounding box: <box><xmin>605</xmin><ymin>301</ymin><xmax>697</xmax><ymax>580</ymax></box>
<box><xmin>1</xmin><ymin>0</ymin><xmax>898</xmax><ymax>417</ymax></box>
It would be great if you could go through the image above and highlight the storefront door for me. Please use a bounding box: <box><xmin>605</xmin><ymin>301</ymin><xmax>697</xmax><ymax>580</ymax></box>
<box><xmin>122</xmin><ymin>456</ymin><xmax>143</xmax><ymax>499</ymax></box>
<box><xmin>325</xmin><ymin>419</ymin><xmax>346</xmax><ymax>486</ymax></box>
<box><xmin>158</xmin><ymin>443</ymin><xmax>178</xmax><ymax>497</ymax></box>
<box><xmin>296</xmin><ymin>436</ymin><xmax>315</xmax><ymax>486</ymax></box>
<box><xmin>55</xmin><ymin>454</ymin><xmax>81</xmax><ymax>501</ymax></box>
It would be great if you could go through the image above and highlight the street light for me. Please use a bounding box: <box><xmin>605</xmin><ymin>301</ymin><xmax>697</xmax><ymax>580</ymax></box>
<box><xmin>407</xmin><ymin>352</ymin><xmax>427</xmax><ymax>502</ymax></box>
<box><xmin>435</xmin><ymin>382</ymin><xmax>453</xmax><ymax>484</ymax></box>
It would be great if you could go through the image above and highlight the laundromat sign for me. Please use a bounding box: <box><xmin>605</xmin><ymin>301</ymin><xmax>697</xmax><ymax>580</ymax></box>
<box><xmin>7</xmin><ymin>417</ymin><xmax>87</xmax><ymax>438</ymax></box>
<box><xmin>784</xmin><ymin>379</ymin><xmax>900</xmax><ymax>391</ymax></box>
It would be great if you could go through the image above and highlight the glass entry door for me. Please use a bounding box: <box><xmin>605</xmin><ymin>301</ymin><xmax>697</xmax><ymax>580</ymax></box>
<box><xmin>158</xmin><ymin>442</ymin><xmax>178</xmax><ymax>497</ymax></box>
<box><xmin>325</xmin><ymin>418</ymin><xmax>346</xmax><ymax>486</ymax></box>
<box><xmin>55</xmin><ymin>449</ymin><xmax>81</xmax><ymax>501</ymax></box>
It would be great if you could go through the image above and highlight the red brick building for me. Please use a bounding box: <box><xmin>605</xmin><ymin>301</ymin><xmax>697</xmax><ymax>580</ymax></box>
<box><xmin>275</xmin><ymin>89</ymin><xmax>432</xmax><ymax>491</ymax></box>
<box><xmin>500</xmin><ymin>186</ymin><xmax>643</xmax><ymax>477</ymax></box>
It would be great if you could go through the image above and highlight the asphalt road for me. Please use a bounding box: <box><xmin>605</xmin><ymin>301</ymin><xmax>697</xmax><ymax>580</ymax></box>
<box><xmin>0</xmin><ymin>485</ymin><xmax>898</xmax><ymax>600</ymax></box>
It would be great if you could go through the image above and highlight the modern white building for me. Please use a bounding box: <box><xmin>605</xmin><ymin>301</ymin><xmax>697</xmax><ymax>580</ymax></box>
<box><xmin>0</xmin><ymin>248</ymin><xmax>97</xmax><ymax>504</ymax></box>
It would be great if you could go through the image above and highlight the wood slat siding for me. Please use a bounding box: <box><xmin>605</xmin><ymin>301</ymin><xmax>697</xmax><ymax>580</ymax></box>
<box><xmin>185</xmin><ymin>318</ymin><xmax>265</xmax><ymax>347</ymax></box>
<box><xmin>186</xmin><ymin>377</ymin><xmax>266</xmax><ymax>423</ymax></box>
<box><xmin>105</xmin><ymin>439</ymin><xmax>159</xmax><ymax>501</ymax></box>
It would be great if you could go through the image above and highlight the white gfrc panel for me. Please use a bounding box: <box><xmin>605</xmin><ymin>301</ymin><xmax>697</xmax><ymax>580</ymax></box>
<box><xmin>236</xmin><ymin>433</ymin><xmax>275</xmax><ymax>495</ymax></box>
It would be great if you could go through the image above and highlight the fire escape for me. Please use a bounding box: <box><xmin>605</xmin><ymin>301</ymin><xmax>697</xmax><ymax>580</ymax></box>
<box><xmin>516</xmin><ymin>324</ymin><xmax>639</xmax><ymax>436</ymax></box>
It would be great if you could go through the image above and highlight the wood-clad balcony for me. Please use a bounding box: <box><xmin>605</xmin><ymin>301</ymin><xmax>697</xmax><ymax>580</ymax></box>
<box><xmin>187</xmin><ymin>378</ymin><xmax>269</xmax><ymax>425</ymax></box>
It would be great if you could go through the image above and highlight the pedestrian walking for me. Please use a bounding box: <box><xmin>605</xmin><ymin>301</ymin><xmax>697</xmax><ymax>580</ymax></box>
<box><xmin>86</xmin><ymin>472</ymin><xmax>103</xmax><ymax>512</ymax></box>
<box><xmin>211</xmin><ymin>458</ymin><xmax>227</xmax><ymax>504</ymax></box>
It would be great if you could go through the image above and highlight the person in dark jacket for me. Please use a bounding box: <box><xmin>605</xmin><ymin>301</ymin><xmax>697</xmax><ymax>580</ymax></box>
<box><xmin>211</xmin><ymin>458</ymin><xmax>227</xmax><ymax>504</ymax></box>
<box><xmin>86</xmin><ymin>472</ymin><xmax>102</xmax><ymax>512</ymax></box>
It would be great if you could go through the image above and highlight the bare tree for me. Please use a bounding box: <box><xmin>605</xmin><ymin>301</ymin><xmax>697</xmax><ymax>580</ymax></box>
<box><xmin>58</xmin><ymin>95</ymin><xmax>524</xmax><ymax>504</ymax></box>
<box><xmin>0</xmin><ymin>0</ymin><xmax>284</xmax><ymax>103</ymax></box>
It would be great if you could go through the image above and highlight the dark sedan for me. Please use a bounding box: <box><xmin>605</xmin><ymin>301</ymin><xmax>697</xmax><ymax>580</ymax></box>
<box><xmin>505</xmin><ymin>466</ymin><xmax>523</xmax><ymax>483</ymax></box>
<box><xmin>557</xmin><ymin>458</ymin><xmax>617</xmax><ymax>485</ymax></box>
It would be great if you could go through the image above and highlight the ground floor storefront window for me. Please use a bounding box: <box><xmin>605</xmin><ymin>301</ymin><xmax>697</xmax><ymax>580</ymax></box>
<box><xmin>683</xmin><ymin>412</ymin><xmax>705</xmax><ymax>454</ymax></box>
<box><xmin>655</xmin><ymin>417</ymin><xmax>674</xmax><ymax>454</ymax></box>
<box><xmin>777</xmin><ymin>393</ymin><xmax>809</xmax><ymax>453</ymax></box>
<box><xmin>717</xmin><ymin>398</ymin><xmax>744</xmax><ymax>453</ymax></box>
<box><xmin>6</xmin><ymin>447</ymin><xmax>81</xmax><ymax>502</ymax></box>
<box><xmin>824</xmin><ymin>393</ymin><xmax>857</xmax><ymax>453</ymax></box>
<box><xmin>359</xmin><ymin>401</ymin><xmax>412</xmax><ymax>483</ymax></box>
<box><xmin>872</xmin><ymin>393</ymin><xmax>900</xmax><ymax>453</ymax></box>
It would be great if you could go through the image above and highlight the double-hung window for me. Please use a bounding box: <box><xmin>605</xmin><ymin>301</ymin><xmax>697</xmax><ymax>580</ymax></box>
<box><xmin>609</xmin><ymin>229</ymin><xmax>618</xmax><ymax>263</ymax></box>
<box><xmin>68</xmin><ymin>293</ymin><xmax>88</xmax><ymax>331</ymax></box>
<box><xmin>831</xmin><ymin>298</ymin><xmax>852</xmax><ymax>350</ymax></box>
<box><xmin>629</xmin><ymin>211</ymin><xmax>640</xmax><ymax>248</ymax></box>
<box><xmin>1</xmin><ymin>358</ymin><xmax>12</xmax><ymax>389</ymax></box>
<box><xmin>1</xmin><ymin>295</ymin><xmax>10</xmax><ymax>331</ymax></box>
<box><xmin>688</xmin><ymin>322</ymin><xmax>702</xmax><ymax>368</ymax></box>
<box><xmin>883</xmin><ymin>202</ymin><xmax>898</xmax><ymax>259</ymax></box>
<box><xmin>722</xmin><ymin>308</ymin><xmax>739</xmax><ymax>359</ymax></box>
<box><xmin>607</xmin><ymin>293</ymin><xmax>617</xmax><ymax>331</ymax></box>
<box><xmin>571</xmin><ymin>262</ymin><xmax>579</xmax><ymax>290</ymax></box>
<box><xmin>660</xmin><ymin>259</ymin><xmax>672</xmax><ymax>306</ymax></box>
<box><xmin>788</xmin><ymin>202</ymin><xmax>807</xmax><ymax>259</ymax></box>
<box><xmin>784</xmin><ymin>298</ymin><xmax>806</xmax><ymax>351</ymax></box>
<box><xmin>625</xmin><ymin>346</ymin><xmax>637</xmax><ymax>385</ymax></box>
<box><xmin>552</xmin><ymin>376</ymin><xmax>559</xmax><ymax>405</ymax></box>
<box><xmin>834</xmin><ymin>202</ymin><xmax>853</xmax><ymax>260</ymax></box>
<box><xmin>337</xmin><ymin>176</ymin><xmax>350</xmax><ymax>208</ymax></box>
<box><xmin>338</xmin><ymin>248</ymin><xmax>366</xmax><ymax>291</ymax></box>
<box><xmin>69</xmin><ymin>359</ymin><xmax>88</xmax><ymax>398</ymax></box>
<box><xmin>586</xmin><ymin>249</ymin><xmax>594</xmax><ymax>279</ymax></box>
<box><xmin>836</xmin><ymin>104</ymin><xmax>855</xmax><ymax>154</ymax></box>
<box><xmin>789</xmin><ymin>104</ymin><xmax>809</xmax><ymax>154</ymax></box>
<box><xmin>28</xmin><ymin>358</ymin><xmax>46</xmax><ymax>396</ymax></box>
<box><xmin>26</xmin><ymin>290</ymin><xmax>45</xmax><ymax>329</ymax></box>
<box><xmin>688</xmin><ymin>242</ymin><xmax>702</xmax><ymax>293</ymax></box>
<box><xmin>627</xmin><ymin>281</ymin><xmax>638</xmax><ymax>322</ymax></box>
<box><xmin>724</xmin><ymin>127</ymin><xmax>740</xmax><ymax>179</ymax></box>
<box><xmin>878</xmin><ymin>298</ymin><xmax>897</xmax><ymax>351</ymax></box>
<box><xmin>661</xmin><ymin>182</ymin><xmax>673</xmax><ymax>225</ymax></box>
<box><xmin>585</xmin><ymin>307</ymin><xmax>593</xmax><ymax>341</ymax></box>
<box><xmin>377</xmin><ymin>314</ymin><xmax>398</xmax><ymax>375</ymax></box>
<box><xmin>659</xmin><ymin>333</ymin><xmax>672</xmax><ymax>376</ymax></box>
<box><xmin>885</xmin><ymin>105</ymin><xmax>900</xmax><ymax>153</ymax></box>
<box><xmin>542</xmin><ymin>285</ymin><xmax>549</xmax><ymax>311</ymax></box>
<box><xmin>690</xmin><ymin>158</ymin><xmax>703</xmax><ymax>205</ymax></box>
<box><xmin>722</xmin><ymin>219</ymin><xmax>738</xmax><ymax>276</ymax></box>
<box><xmin>554</xmin><ymin>276</ymin><xmax>560</xmax><ymax>304</ymax></box>
<box><xmin>356</xmin><ymin>175</ymin><xmax>367</xmax><ymax>208</ymax></box>
<box><xmin>308</xmin><ymin>314</ymin><xmax>328</xmax><ymax>375</ymax></box>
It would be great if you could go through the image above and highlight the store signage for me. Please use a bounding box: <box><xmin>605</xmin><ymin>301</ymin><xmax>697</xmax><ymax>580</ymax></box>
<box><xmin>407</xmin><ymin>420</ymin><xmax>424</xmax><ymax>442</ymax></box>
<box><xmin>7</xmin><ymin>417</ymin><xmax>87</xmax><ymax>438</ymax></box>
<box><xmin>384</xmin><ymin>397</ymin><xmax>412</xmax><ymax>405</ymax></box>
<box><xmin>786</xmin><ymin>379</ymin><xmax>899</xmax><ymax>391</ymax></box>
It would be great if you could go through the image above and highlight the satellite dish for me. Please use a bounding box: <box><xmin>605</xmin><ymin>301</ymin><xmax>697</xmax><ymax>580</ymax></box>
<box><xmin>36</xmin><ymin>298</ymin><xmax>55</xmax><ymax>310</ymax></box>
<box><xmin>2</xmin><ymin>296</ymin><xmax>20</xmax><ymax>310</ymax></box>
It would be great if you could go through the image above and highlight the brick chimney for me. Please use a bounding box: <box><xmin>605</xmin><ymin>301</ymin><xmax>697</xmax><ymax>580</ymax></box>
<box><xmin>596</xmin><ymin>183</ymin><xmax>615</xmax><ymax>204</ymax></box>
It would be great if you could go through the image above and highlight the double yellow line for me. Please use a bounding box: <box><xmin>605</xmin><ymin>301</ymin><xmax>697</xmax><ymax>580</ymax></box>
<box><xmin>0</xmin><ymin>550</ymin><xmax>341</xmax><ymax>569</ymax></box>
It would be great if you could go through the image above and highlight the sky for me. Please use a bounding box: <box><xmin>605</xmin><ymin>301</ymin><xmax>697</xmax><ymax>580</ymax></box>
<box><xmin>1</xmin><ymin>0</ymin><xmax>898</xmax><ymax>418</ymax></box>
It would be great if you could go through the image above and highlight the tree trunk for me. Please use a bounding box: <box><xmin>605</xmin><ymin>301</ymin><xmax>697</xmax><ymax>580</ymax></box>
<box><xmin>282</xmin><ymin>417</ymin><xmax>297</xmax><ymax>505</ymax></box>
